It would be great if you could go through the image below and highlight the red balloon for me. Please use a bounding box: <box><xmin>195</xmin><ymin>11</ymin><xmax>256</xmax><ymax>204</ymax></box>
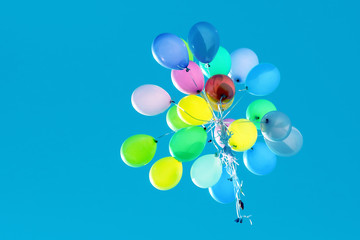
<box><xmin>205</xmin><ymin>74</ymin><xmax>235</xmax><ymax>103</ymax></box>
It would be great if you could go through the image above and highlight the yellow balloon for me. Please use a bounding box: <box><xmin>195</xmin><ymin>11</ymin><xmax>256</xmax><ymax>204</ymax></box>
<box><xmin>228</xmin><ymin>119</ymin><xmax>257</xmax><ymax>152</ymax></box>
<box><xmin>208</xmin><ymin>98</ymin><xmax>234</xmax><ymax>112</ymax></box>
<box><xmin>149</xmin><ymin>157</ymin><xmax>183</xmax><ymax>191</ymax></box>
<box><xmin>177</xmin><ymin>95</ymin><xmax>213</xmax><ymax>125</ymax></box>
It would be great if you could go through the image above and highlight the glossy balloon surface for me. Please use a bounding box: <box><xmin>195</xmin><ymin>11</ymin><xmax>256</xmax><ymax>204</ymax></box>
<box><xmin>120</xmin><ymin>134</ymin><xmax>157</xmax><ymax>167</ymax></box>
<box><xmin>171</xmin><ymin>61</ymin><xmax>204</xmax><ymax>94</ymax></box>
<box><xmin>188</xmin><ymin>22</ymin><xmax>220</xmax><ymax>63</ymax></box>
<box><xmin>152</xmin><ymin>33</ymin><xmax>189</xmax><ymax>70</ymax></box>
<box><xmin>246</xmin><ymin>63</ymin><xmax>280</xmax><ymax>96</ymax></box>
<box><xmin>149</xmin><ymin>157</ymin><xmax>183</xmax><ymax>190</ymax></box>
<box><xmin>243</xmin><ymin>142</ymin><xmax>277</xmax><ymax>175</ymax></box>
<box><xmin>205</xmin><ymin>74</ymin><xmax>235</xmax><ymax>103</ymax></box>
<box><xmin>230</xmin><ymin>48</ymin><xmax>259</xmax><ymax>84</ymax></box>
<box><xmin>199</xmin><ymin>46</ymin><xmax>231</xmax><ymax>78</ymax></box>
<box><xmin>131</xmin><ymin>84</ymin><xmax>171</xmax><ymax>116</ymax></box>
<box><xmin>177</xmin><ymin>95</ymin><xmax>213</xmax><ymax>125</ymax></box>
<box><xmin>209</xmin><ymin>168</ymin><xmax>236</xmax><ymax>204</ymax></box>
<box><xmin>261</xmin><ymin>111</ymin><xmax>292</xmax><ymax>141</ymax></box>
<box><xmin>166</xmin><ymin>105</ymin><xmax>191</xmax><ymax>131</ymax></box>
<box><xmin>265</xmin><ymin>127</ymin><xmax>303</xmax><ymax>157</ymax></box>
<box><xmin>228</xmin><ymin>119</ymin><xmax>257</xmax><ymax>152</ymax></box>
<box><xmin>246</xmin><ymin>99</ymin><xmax>277</xmax><ymax>129</ymax></box>
<box><xmin>191</xmin><ymin>154</ymin><xmax>222</xmax><ymax>188</ymax></box>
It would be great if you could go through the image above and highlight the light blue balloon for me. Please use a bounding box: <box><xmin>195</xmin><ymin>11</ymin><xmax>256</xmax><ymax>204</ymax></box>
<box><xmin>243</xmin><ymin>141</ymin><xmax>277</xmax><ymax>175</ymax></box>
<box><xmin>152</xmin><ymin>33</ymin><xmax>189</xmax><ymax>70</ymax></box>
<box><xmin>245</xmin><ymin>63</ymin><xmax>280</xmax><ymax>96</ymax></box>
<box><xmin>261</xmin><ymin>111</ymin><xmax>292</xmax><ymax>141</ymax></box>
<box><xmin>191</xmin><ymin>154</ymin><xmax>222</xmax><ymax>188</ymax></box>
<box><xmin>230</xmin><ymin>48</ymin><xmax>259</xmax><ymax>84</ymax></box>
<box><xmin>188</xmin><ymin>22</ymin><xmax>220</xmax><ymax>64</ymax></box>
<box><xmin>209</xmin><ymin>167</ymin><xmax>235</xmax><ymax>204</ymax></box>
<box><xmin>265</xmin><ymin>127</ymin><xmax>303</xmax><ymax>157</ymax></box>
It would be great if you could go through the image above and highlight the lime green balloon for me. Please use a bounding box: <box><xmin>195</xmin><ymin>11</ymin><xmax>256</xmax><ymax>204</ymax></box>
<box><xmin>120</xmin><ymin>134</ymin><xmax>157</xmax><ymax>167</ymax></box>
<box><xmin>199</xmin><ymin>46</ymin><xmax>231</xmax><ymax>78</ymax></box>
<box><xmin>149</xmin><ymin>157</ymin><xmax>183</xmax><ymax>191</ymax></box>
<box><xmin>166</xmin><ymin>105</ymin><xmax>191</xmax><ymax>131</ymax></box>
<box><xmin>182</xmin><ymin>39</ymin><xmax>194</xmax><ymax>62</ymax></box>
<box><xmin>169</xmin><ymin>126</ymin><xmax>207</xmax><ymax>162</ymax></box>
<box><xmin>246</xmin><ymin>99</ymin><xmax>277</xmax><ymax>129</ymax></box>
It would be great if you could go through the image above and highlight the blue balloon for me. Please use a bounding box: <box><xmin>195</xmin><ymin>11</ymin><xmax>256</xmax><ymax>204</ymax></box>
<box><xmin>188</xmin><ymin>22</ymin><xmax>220</xmax><ymax>64</ymax></box>
<box><xmin>261</xmin><ymin>111</ymin><xmax>292</xmax><ymax>141</ymax></box>
<box><xmin>152</xmin><ymin>33</ymin><xmax>189</xmax><ymax>70</ymax></box>
<box><xmin>243</xmin><ymin>142</ymin><xmax>277</xmax><ymax>175</ymax></box>
<box><xmin>245</xmin><ymin>63</ymin><xmax>280</xmax><ymax>96</ymax></box>
<box><xmin>209</xmin><ymin>167</ymin><xmax>235</xmax><ymax>204</ymax></box>
<box><xmin>265</xmin><ymin>127</ymin><xmax>303</xmax><ymax>157</ymax></box>
<box><xmin>230</xmin><ymin>48</ymin><xmax>259</xmax><ymax>84</ymax></box>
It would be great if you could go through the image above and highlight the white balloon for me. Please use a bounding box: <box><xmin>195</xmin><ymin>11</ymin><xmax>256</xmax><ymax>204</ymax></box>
<box><xmin>131</xmin><ymin>84</ymin><xmax>171</xmax><ymax>116</ymax></box>
<box><xmin>229</xmin><ymin>48</ymin><xmax>259</xmax><ymax>84</ymax></box>
<box><xmin>191</xmin><ymin>154</ymin><xmax>222</xmax><ymax>188</ymax></box>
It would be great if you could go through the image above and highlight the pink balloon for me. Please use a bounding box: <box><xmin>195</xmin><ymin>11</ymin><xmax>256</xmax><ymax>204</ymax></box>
<box><xmin>131</xmin><ymin>84</ymin><xmax>171</xmax><ymax>116</ymax></box>
<box><xmin>171</xmin><ymin>61</ymin><xmax>205</xmax><ymax>94</ymax></box>
<box><xmin>214</xmin><ymin>118</ymin><xmax>235</xmax><ymax>147</ymax></box>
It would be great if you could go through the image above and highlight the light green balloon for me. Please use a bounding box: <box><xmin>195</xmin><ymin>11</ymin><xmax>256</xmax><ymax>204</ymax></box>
<box><xmin>190</xmin><ymin>154</ymin><xmax>222</xmax><ymax>188</ymax></box>
<box><xmin>182</xmin><ymin>39</ymin><xmax>194</xmax><ymax>62</ymax></box>
<box><xmin>120</xmin><ymin>134</ymin><xmax>157</xmax><ymax>167</ymax></box>
<box><xmin>169</xmin><ymin>126</ymin><xmax>207</xmax><ymax>162</ymax></box>
<box><xmin>246</xmin><ymin>99</ymin><xmax>277</xmax><ymax>129</ymax></box>
<box><xmin>199</xmin><ymin>46</ymin><xmax>231</xmax><ymax>78</ymax></box>
<box><xmin>166</xmin><ymin>105</ymin><xmax>191</xmax><ymax>131</ymax></box>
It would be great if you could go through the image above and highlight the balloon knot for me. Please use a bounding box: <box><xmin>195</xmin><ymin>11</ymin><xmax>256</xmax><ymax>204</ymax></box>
<box><xmin>203</xmin><ymin>127</ymin><xmax>207</xmax><ymax>130</ymax></box>
<box><xmin>154</xmin><ymin>140</ymin><xmax>158</xmax><ymax>143</ymax></box>
<box><xmin>185</xmin><ymin>67</ymin><xmax>190</xmax><ymax>72</ymax></box>
<box><xmin>245</xmin><ymin>86</ymin><xmax>249</xmax><ymax>90</ymax></box>
<box><xmin>196</xmin><ymin>90</ymin><xmax>201</xmax><ymax>93</ymax></box>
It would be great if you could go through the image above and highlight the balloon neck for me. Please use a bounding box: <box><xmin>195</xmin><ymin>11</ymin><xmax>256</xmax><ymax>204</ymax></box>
<box><xmin>205</xmin><ymin>63</ymin><xmax>211</xmax><ymax>68</ymax></box>
<box><xmin>236</xmin><ymin>79</ymin><xmax>240</xmax><ymax>83</ymax></box>
<box><xmin>245</xmin><ymin>86</ymin><xmax>249</xmax><ymax>90</ymax></box>
<box><xmin>196</xmin><ymin>90</ymin><xmax>201</xmax><ymax>93</ymax></box>
<box><xmin>203</xmin><ymin>127</ymin><xmax>207</xmax><ymax>130</ymax></box>
<box><xmin>265</xmin><ymin>118</ymin><xmax>269</xmax><ymax>123</ymax></box>
<box><xmin>170</xmin><ymin>100</ymin><xmax>176</xmax><ymax>104</ymax></box>
<box><xmin>185</xmin><ymin>67</ymin><xmax>190</xmax><ymax>72</ymax></box>
<box><xmin>154</xmin><ymin>139</ymin><xmax>158</xmax><ymax>143</ymax></box>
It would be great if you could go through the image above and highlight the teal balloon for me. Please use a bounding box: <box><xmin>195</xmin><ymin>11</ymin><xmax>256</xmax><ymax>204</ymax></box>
<box><xmin>245</xmin><ymin>63</ymin><xmax>280</xmax><ymax>96</ymax></box>
<box><xmin>190</xmin><ymin>154</ymin><xmax>222</xmax><ymax>188</ymax></box>
<box><xmin>243</xmin><ymin>142</ymin><xmax>277</xmax><ymax>175</ymax></box>
<box><xmin>265</xmin><ymin>127</ymin><xmax>303</xmax><ymax>157</ymax></box>
<box><xmin>199</xmin><ymin>46</ymin><xmax>231</xmax><ymax>78</ymax></box>
<box><xmin>209</xmin><ymin>168</ymin><xmax>235</xmax><ymax>204</ymax></box>
<box><xmin>169</xmin><ymin>126</ymin><xmax>207</xmax><ymax>162</ymax></box>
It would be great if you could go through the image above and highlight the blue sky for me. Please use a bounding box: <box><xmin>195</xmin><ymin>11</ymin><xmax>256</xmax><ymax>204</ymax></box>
<box><xmin>0</xmin><ymin>0</ymin><xmax>359</xmax><ymax>239</ymax></box>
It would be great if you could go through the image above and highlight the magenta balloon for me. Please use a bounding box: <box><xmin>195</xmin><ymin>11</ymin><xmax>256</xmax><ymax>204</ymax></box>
<box><xmin>214</xmin><ymin>118</ymin><xmax>235</xmax><ymax>147</ymax></box>
<box><xmin>171</xmin><ymin>61</ymin><xmax>205</xmax><ymax>94</ymax></box>
<box><xmin>131</xmin><ymin>84</ymin><xmax>171</xmax><ymax>116</ymax></box>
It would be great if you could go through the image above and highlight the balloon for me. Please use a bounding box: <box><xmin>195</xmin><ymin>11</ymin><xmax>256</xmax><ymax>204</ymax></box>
<box><xmin>188</xmin><ymin>22</ymin><xmax>220</xmax><ymax>63</ymax></box>
<box><xmin>205</xmin><ymin>74</ymin><xmax>235</xmax><ymax>104</ymax></box>
<box><xmin>243</xmin><ymin>142</ymin><xmax>277</xmax><ymax>175</ymax></box>
<box><xmin>171</xmin><ymin>61</ymin><xmax>204</xmax><ymax>95</ymax></box>
<box><xmin>182</xmin><ymin>39</ymin><xmax>194</xmax><ymax>61</ymax></box>
<box><xmin>214</xmin><ymin>118</ymin><xmax>235</xmax><ymax>147</ymax></box>
<box><xmin>265</xmin><ymin>127</ymin><xmax>303</xmax><ymax>157</ymax></box>
<box><xmin>230</xmin><ymin>48</ymin><xmax>259</xmax><ymax>84</ymax></box>
<box><xmin>228</xmin><ymin>119</ymin><xmax>257</xmax><ymax>152</ymax></box>
<box><xmin>191</xmin><ymin>154</ymin><xmax>222</xmax><ymax>188</ymax></box>
<box><xmin>149</xmin><ymin>157</ymin><xmax>183</xmax><ymax>190</ymax></box>
<box><xmin>152</xmin><ymin>33</ymin><xmax>189</xmax><ymax>70</ymax></box>
<box><xmin>208</xmin><ymin>98</ymin><xmax>234</xmax><ymax>112</ymax></box>
<box><xmin>120</xmin><ymin>134</ymin><xmax>157</xmax><ymax>167</ymax></box>
<box><xmin>199</xmin><ymin>46</ymin><xmax>231</xmax><ymax>78</ymax></box>
<box><xmin>166</xmin><ymin>105</ymin><xmax>191</xmax><ymax>131</ymax></box>
<box><xmin>169</xmin><ymin>126</ymin><xmax>207</xmax><ymax>162</ymax></box>
<box><xmin>246</xmin><ymin>99</ymin><xmax>277</xmax><ymax>129</ymax></box>
<box><xmin>245</xmin><ymin>63</ymin><xmax>280</xmax><ymax>96</ymax></box>
<box><xmin>261</xmin><ymin>111</ymin><xmax>292</xmax><ymax>141</ymax></box>
<box><xmin>177</xmin><ymin>95</ymin><xmax>213</xmax><ymax>125</ymax></box>
<box><xmin>209</xmin><ymin>168</ymin><xmax>235</xmax><ymax>204</ymax></box>
<box><xmin>131</xmin><ymin>84</ymin><xmax>171</xmax><ymax>116</ymax></box>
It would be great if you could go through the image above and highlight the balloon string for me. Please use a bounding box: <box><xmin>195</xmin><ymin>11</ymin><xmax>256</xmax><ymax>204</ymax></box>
<box><xmin>222</xmin><ymin>91</ymin><xmax>247</xmax><ymax>119</ymax></box>
<box><xmin>171</xmin><ymin>101</ymin><xmax>214</xmax><ymax>123</ymax></box>
<box><xmin>156</xmin><ymin>131</ymin><xmax>175</xmax><ymax>140</ymax></box>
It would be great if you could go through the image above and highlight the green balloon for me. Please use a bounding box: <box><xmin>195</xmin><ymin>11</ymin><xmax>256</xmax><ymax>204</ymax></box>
<box><xmin>246</xmin><ymin>99</ymin><xmax>277</xmax><ymax>129</ymax></box>
<box><xmin>199</xmin><ymin>46</ymin><xmax>231</xmax><ymax>78</ymax></box>
<box><xmin>182</xmin><ymin>39</ymin><xmax>194</xmax><ymax>62</ymax></box>
<box><xmin>120</xmin><ymin>134</ymin><xmax>157</xmax><ymax>167</ymax></box>
<box><xmin>166</xmin><ymin>105</ymin><xmax>191</xmax><ymax>131</ymax></box>
<box><xmin>169</xmin><ymin>126</ymin><xmax>207</xmax><ymax>162</ymax></box>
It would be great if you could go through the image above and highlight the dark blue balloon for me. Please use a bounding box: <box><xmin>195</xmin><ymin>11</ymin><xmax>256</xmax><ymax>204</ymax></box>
<box><xmin>209</xmin><ymin>167</ymin><xmax>235</xmax><ymax>204</ymax></box>
<box><xmin>245</xmin><ymin>63</ymin><xmax>280</xmax><ymax>96</ymax></box>
<box><xmin>243</xmin><ymin>142</ymin><xmax>277</xmax><ymax>175</ymax></box>
<box><xmin>188</xmin><ymin>22</ymin><xmax>220</xmax><ymax>64</ymax></box>
<box><xmin>152</xmin><ymin>33</ymin><xmax>189</xmax><ymax>70</ymax></box>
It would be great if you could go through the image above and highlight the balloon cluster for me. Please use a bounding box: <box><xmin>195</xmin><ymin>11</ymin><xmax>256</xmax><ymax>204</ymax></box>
<box><xmin>121</xmin><ymin>22</ymin><xmax>303</xmax><ymax>223</ymax></box>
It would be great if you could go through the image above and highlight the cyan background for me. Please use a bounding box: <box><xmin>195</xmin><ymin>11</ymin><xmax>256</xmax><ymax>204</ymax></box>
<box><xmin>0</xmin><ymin>0</ymin><xmax>359</xmax><ymax>239</ymax></box>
